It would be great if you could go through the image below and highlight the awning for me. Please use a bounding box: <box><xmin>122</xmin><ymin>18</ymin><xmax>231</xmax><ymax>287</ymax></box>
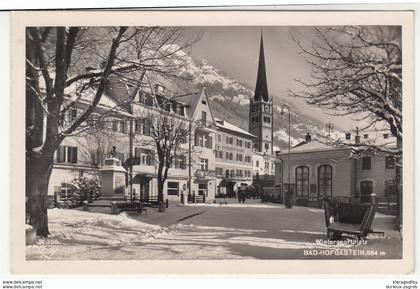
<box><xmin>134</xmin><ymin>173</ymin><xmax>156</xmax><ymax>179</ymax></box>
<box><xmin>218</xmin><ymin>178</ymin><xmax>236</xmax><ymax>187</ymax></box>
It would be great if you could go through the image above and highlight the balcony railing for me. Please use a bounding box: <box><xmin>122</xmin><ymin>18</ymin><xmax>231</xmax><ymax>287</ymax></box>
<box><xmin>194</xmin><ymin>170</ymin><xmax>216</xmax><ymax>179</ymax></box>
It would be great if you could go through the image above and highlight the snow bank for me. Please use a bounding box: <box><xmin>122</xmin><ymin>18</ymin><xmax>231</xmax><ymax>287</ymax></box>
<box><xmin>26</xmin><ymin>208</ymin><xmax>371</xmax><ymax>260</ymax></box>
<box><xmin>181</xmin><ymin>203</ymin><xmax>282</xmax><ymax>209</ymax></box>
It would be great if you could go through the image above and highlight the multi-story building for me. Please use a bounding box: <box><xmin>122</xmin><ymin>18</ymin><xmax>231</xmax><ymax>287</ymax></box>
<box><xmin>213</xmin><ymin>118</ymin><xmax>256</xmax><ymax>196</ymax></box>
<box><xmin>48</xmin><ymin>34</ymin><xmax>281</xmax><ymax>203</ymax></box>
<box><xmin>48</xmin><ymin>73</ymin><xmax>260</xmax><ymax>202</ymax></box>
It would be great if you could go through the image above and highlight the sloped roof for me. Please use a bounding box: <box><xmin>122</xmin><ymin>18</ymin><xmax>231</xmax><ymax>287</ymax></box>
<box><xmin>214</xmin><ymin>118</ymin><xmax>257</xmax><ymax>139</ymax></box>
<box><xmin>275</xmin><ymin>140</ymin><xmax>347</xmax><ymax>155</ymax></box>
<box><xmin>177</xmin><ymin>90</ymin><xmax>201</xmax><ymax>118</ymax></box>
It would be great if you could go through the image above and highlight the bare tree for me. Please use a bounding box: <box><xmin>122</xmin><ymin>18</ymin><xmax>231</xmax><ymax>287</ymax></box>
<box><xmin>290</xmin><ymin>26</ymin><xmax>402</xmax><ymax>156</ymax></box>
<box><xmin>131</xmin><ymin>85</ymin><xmax>195</xmax><ymax>202</ymax></box>
<box><xmin>26</xmin><ymin>26</ymin><xmax>197</xmax><ymax>235</ymax></box>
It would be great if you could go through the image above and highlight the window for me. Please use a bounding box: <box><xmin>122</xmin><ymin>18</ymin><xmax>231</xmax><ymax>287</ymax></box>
<box><xmin>236</xmin><ymin>154</ymin><xmax>243</xmax><ymax>162</ymax></box>
<box><xmin>362</xmin><ymin>157</ymin><xmax>371</xmax><ymax>170</ymax></box>
<box><xmin>135</xmin><ymin>148</ymin><xmax>154</xmax><ymax>166</ymax></box>
<box><xmin>218</xmin><ymin>151</ymin><xmax>223</xmax><ymax>159</ymax></box>
<box><xmin>265</xmin><ymin>162</ymin><xmax>269</xmax><ymax>170</ymax></box>
<box><xmin>229</xmin><ymin>153</ymin><xmax>233</xmax><ymax>160</ymax></box>
<box><xmin>217</xmin><ymin>134</ymin><xmax>221</xmax><ymax>142</ymax></box>
<box><xmin>167</xmin><ymin>182</ymin><xmax>179</xmax><ymax>196</ymax></box>
<box><xmin>121</xmin><ymin>120</ymin><xmax>128</xmax><ymax>134</ymax></box>
<box><xmin>385</xmin><ymin>155</ymin><xmax>395</xmax><ymax>169</ymax></box>
<box><xmin>264</xmin><ymin>143</ymin><xmax>270</xmax><ymax>150</ymax></box>
<box><xmin>318</xmin><ymin>165</ymin><xmax>333</xmax><ymax>197</ymax></box>
<box><xmin>295</xmin><ymin>166</ymin><xmax>309</xmax><ymax>197</ymax></box>
<box><xmin>251</xmin><ymin>116</ymin><xmax>259</xmax><ymax>123</ymax></box>
<box><xmin>263</xmin><ymin>116</ymin><xmax>271</xmax><ymax>123</ymax></box>
<box><xmin>236</xmin><ymin>139</ymin><xmax>243</xmax><ymax>147</ymax></box>
<box><xmin>245</xmin><ymin>155</ymin><xmax>251</xmax><ymax>163</ymax></box>
<box><xmin>134</xmin><ymin>119</ymin><xmax>142</xmax><ymax>134</ymax></box>
<box><xmin>143</xmin><ymin>119</ymin><xmax>151</xmax><ymax>136</ymax></box>
<box><xmin>195</xmin><ymin>133</ymin><xmax>212</xmax><ymax>148</ymax></box>
<box><xmin>173</xmin><ymin>155</ymin><xmax>186</xmax><ymax>169</ymax></box>
<box><xmin>200</xmin><ymin>158</ymin><xmax>208</xmax><ymax>171</ymax></box>
<box><xmin>112</xmin><ymin>120</ymin><xmax>119</xmax><ymax>132</ymax></box>
<box><xmin>256</xmin><ymin>160</ymin><xmax>259</xmax><ymax>167</ymax></box>
<box><xmin>225</xmin><ymin>137</ymin><xmax>233</xmax><ymax>145</ymax></box>
<box><xmin>201</xmin><ymin>111</ymin><xmax>207</xmax><ymax>124</ymax></box>
<box><xmin>56</xmin><ymin>146</ymin><xmax>78</xmax><ymax>164</ymax></box>
<box><xmin>139</xmin><ymin>93</ymin><xmax>154</xmax><ymax>106</ymax></box>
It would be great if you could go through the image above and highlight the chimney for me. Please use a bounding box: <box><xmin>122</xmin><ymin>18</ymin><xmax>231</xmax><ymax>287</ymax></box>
<box><xmin>305</xmin><ymin>133</ymin><xmax>311</xmax><ymax>142</ymax></box>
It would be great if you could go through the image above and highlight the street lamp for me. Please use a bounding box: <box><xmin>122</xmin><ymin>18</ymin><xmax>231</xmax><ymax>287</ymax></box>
<box><xmin>280</xmin><ymin>104</ymin><xmax>292</xmax><ymax>207</ymax></box>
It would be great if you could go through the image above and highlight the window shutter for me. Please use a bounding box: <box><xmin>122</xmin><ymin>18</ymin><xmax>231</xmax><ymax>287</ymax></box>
<box><xmin>72</xmin><ymin>147</ymin><xmax>78</xmax><ymax>164</ymax></box>
<box><xmin>208</xmin><ymin>136</ymin><xmax>213</xmax><ymax>148</ymax></box>
<box><xmin>195</xmin><ymin>133</ymin><xmax>199</xmax><ymax>146</ymax></box>
<box><xmin>182</xmin><ymin>155</ymin><xmax>187</xmax><ymax>169</ymax></box>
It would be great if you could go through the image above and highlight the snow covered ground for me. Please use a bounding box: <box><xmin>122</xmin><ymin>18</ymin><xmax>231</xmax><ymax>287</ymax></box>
<box><xmin>26</xmin><ymin>207</ymin><xmax>401</xmax><ymax>260</ymax></box>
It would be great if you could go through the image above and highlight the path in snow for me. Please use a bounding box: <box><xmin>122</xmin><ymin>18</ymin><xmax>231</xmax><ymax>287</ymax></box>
<box><xmin>26</xmin><ymin>207</ymin><xmax>400</xmax><ymax>260</ymax></box>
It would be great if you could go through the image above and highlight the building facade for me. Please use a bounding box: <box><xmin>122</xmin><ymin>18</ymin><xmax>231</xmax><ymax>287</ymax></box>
<box><xmin>275</xmin><ymin>135</ymin><xmax>398</xmax><ymax>207</ymax></box>
<box><xmin>48</xmin><ymin>77</ymin><xmax>260</xmax><ymax>202</ymax></box>
<box><xmin>213</xmin><ymin>119</ymin><xmax>256</xmax><ymax>197</ymax></box>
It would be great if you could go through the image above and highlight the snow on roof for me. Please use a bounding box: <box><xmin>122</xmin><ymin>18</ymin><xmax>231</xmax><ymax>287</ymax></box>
<box><xmin>214</xmin><ymin>117</ymin><xmax>257</xmax><ymax>139</ymax></box>
<box><xmin>66</xmin><ymin>86</ymin><xmax>133</xmax><ymax>117</ymax></box>
<box><xmin>177</xmin><ymin>90</ymin><xmax>201</xmax><ymax>117</ymax></box>
<box><xmin>288</xmin><ymin>140</ymin><xmax>337</xmax><ymax>153</ymax></box>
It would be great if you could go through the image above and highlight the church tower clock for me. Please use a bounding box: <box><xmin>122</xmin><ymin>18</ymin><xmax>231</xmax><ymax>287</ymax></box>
<box><xmin>249</xmin><ymin>33</ymin><xmax>273</xmax><ymax>155</ymax></box>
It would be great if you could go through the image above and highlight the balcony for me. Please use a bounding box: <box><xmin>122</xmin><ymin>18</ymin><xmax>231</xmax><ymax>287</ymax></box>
<box><xmin>194</xmin><ymin>169</ymin><xmax>216</xmax><ymax>180</ymax></box>
<box><xmin>196</xmin><ymin>120</ymin><xmax>217</xmax><ymax>133</ymax></box>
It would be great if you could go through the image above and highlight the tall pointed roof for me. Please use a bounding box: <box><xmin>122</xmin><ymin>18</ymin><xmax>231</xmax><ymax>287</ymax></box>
<box><xmin>253</xmin><ymin>32</ymin><xmax>270</xmax><ymax>102</ymax></box>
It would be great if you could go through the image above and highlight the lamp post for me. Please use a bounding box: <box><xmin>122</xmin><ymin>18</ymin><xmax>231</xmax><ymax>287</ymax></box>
<box><xmin>281</xmin><ymin>104</ymin><xmax>292</xmax><ymax>207</ymax></box>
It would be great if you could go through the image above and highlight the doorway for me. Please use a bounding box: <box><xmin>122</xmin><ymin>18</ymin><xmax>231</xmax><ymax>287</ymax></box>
<box><xmin>360</xmin><ymin>181</ymin><xmax>373</xmax><ymax>203</ymax></box>
<box><xmin>198</xmin><ymin>183</ymin><xmax>207</xmax><ymax>196</ymax></box>
<box><xmin>140</xmin><ymin>178</ymin><xmax>150</xmax><ymax>201</ymax></box>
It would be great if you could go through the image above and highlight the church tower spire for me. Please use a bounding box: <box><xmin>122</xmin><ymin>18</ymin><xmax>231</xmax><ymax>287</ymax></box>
<box><xmin>254</xmin><ymin>32</ymin><xmax>270</xmax><ymax>102</ymax></box>
<box><xmin>249</xmin><ymin>31</ymin><xmax>273</xmax><ymax>155</ymax></box>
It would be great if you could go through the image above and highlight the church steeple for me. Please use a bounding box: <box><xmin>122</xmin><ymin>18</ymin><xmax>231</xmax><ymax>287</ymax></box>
<box><xmin>254</xmin><ymin>32</ymin><xmax>270</xmax><ymax>102</ymax></box>
<box><xmin>249</xmin><ymin>31</ymin><xmax>273</xmax><ymax>155</ymax></box>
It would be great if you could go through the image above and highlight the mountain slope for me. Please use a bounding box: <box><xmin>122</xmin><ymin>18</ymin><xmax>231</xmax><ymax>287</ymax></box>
<box><xmin>182</xmin><ymin>57</ymin><xmax>340</xmax><ymax>151</ymax></box>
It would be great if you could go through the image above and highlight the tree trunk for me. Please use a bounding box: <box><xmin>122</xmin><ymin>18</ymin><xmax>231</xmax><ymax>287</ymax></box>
<box><xmin>26</xmin><ymin>152</ymin><xmax>54</xmax><ymax>236</ymax></box>
<box><xmin>157</xmin><ymin>178</ymin><xmax>164</xmax><ymax>202</ymax></box>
